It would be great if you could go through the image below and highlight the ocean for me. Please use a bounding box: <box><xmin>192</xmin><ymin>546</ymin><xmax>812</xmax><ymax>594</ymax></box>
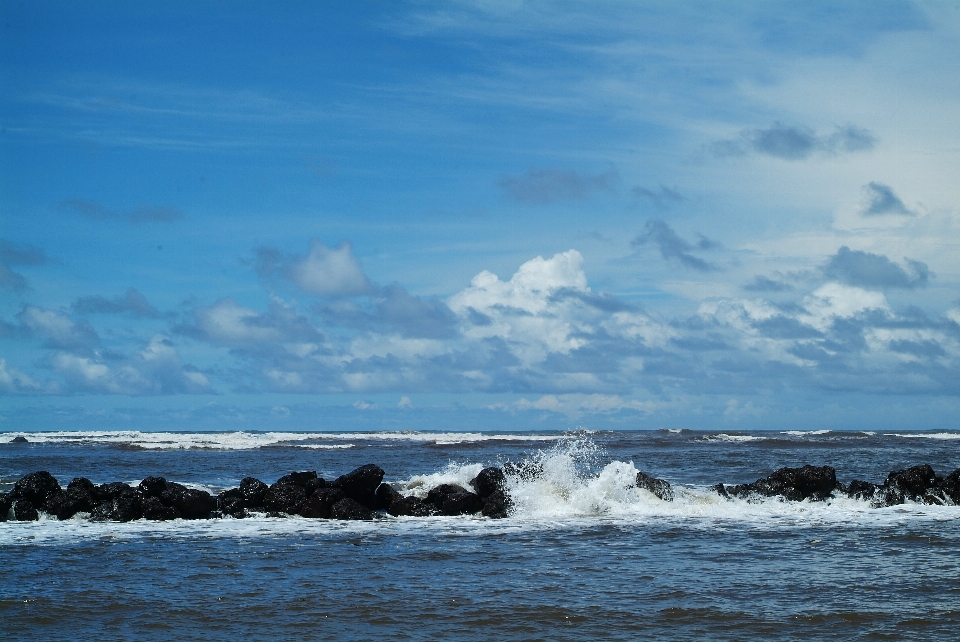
<box><xmin>2</xmin><ymin>429</ymin><xmax>959</xmax><ymax>640</ymax></box>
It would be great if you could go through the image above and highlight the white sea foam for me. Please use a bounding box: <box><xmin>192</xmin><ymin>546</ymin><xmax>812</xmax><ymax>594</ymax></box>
<box><xmin>0</xmin><ymin>430</ymin><xmax>561</xmax><ymax>450</ymax></box>
<box><xmin>886</xmin><ymin>432</ymin><xmax>960</xmax><ymax>440</ymax></box>
<box><xmin>781</xmin><ymin>430</ymin><xmax>832</xmax><ymax>436</ymax></box>
<box><xmin>700</xmin><ymin>433</ymin><xmax>767</xmax><ymax>442</ymax></box>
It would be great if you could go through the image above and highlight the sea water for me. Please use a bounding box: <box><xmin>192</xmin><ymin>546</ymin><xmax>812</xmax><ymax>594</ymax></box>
<box><xmin>2</xmin><ymin>429</ymin><xmax>959</xmax><ymax>640</ymax></box>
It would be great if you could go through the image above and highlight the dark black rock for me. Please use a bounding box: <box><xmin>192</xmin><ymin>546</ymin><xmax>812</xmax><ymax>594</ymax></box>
<box><xmin>334</xmin><ymin>464</ymin><xmax>385</xmax><ymax>508</ymax></box>
<box><xmin>503</xmin><ymin>461</ymin><xmax>543</xmax><ymax>481</ymax></box>
<box><xmin>90</xmin><ymin>500</ymin><xmax>115</xmax><ymax>521</ymax></box>
<box><xmin>425</xmin><ymin>484</ymin><xmax>469</xmax><ymax>510</ymax></box>
<box><xmin>138</xmin><ymin>476</ymin><xmax>168</xmax><ymax>498</ymax></box>
<box><xmin>711</xmin><ymin>483</ymin><xmax>729</xmax><ymax>498</ymax></box>
<box><xmin>0</xmin><ymin>492</ymin><xmax>11</xmax><ymax>521</ymax></box>
<box><xmin>304</xmin><ymin>477</ymin><xmax>327</xmax><ymax>494</ymax></box>
<box><xmin>142</xmin><ymin>496</ymin><xmax>180</xmax><ymax>520</ymax></box>
<box><xmin>440</xmin><ymin>491</ymin><xmax>484</xmax><ymax>516</ymax></box>
<box><xmin>374</xmin><ymin>483</ymin><xmax>401</xmax><ymax>510</ymax></box>
<box><xmin>727</xmin><ymin>465</ymin><xmax>839</xmax><ymax>502</ymax></box>
<box><xmin>940</xmin><ymin>468</ymin><xmax>960</xmax><ymax>505</ymax></box>
<box><xmin>299</xmin><ymin>488</ymin><xmax>346</xmax><ymax>518</ymax></box>
<box><xmin>636</xmin><ymin>471</ymin><xmax>674</xmax><ymax>501</ymax></box>
<box><xmin>481</xmin><ymin>489</ymin><xmax>511</xmax><ymax>518</ymax></box>
<box><xmin>263</xmin><ymin>481</ymin><xmax>308</xmax><ymax>514</ymax></box>
<box><xmin>881</xmin><ymin>464</ymin><xmax>941</xmax><ymax>505</ymax></box>
<box><xmin>97</xmin><ymin>482</ymin><xmax>134</xmax><ymax>502</ymax></box>
<box><xmin>239</xmin><ymin>477</ymin><xmax>269</xmax><ymax>508</ymax></box>
<box><xmin>847</xmin><ymin>480</ymin><xmax>879</xmax><ymax>502</ymax></box>
<box><xmin>160</xmin><ymin>482</ymin><xmax>216</xmax><ymax>519</ymax></box>
<box><xmin>14</xmin><ymin>499</ymin><xmax>39</xmax><ymax>521</ymax></box>
<box><xmin>276</xmin><ymin>471</ymin><xmax>317</xmax><ymax>487</ymax></box>
<box><xmin>12</xmin><ymin>435</ymin><xmax>28</xmax><ymax>443</ymax></box>
<box><xmin>11</xmin><ymin>471</ymin><xmax>61</xmax><ymax>507</ymax></box>
<box><xmin>217</xmin><ymin>489</ymin><xmax>246</xmax><ymax>518</ymax></box>
<box><xmin>67</xmin><ymin>477</ymin><xmax>96</xmax><ymax>495</ymax></box>
<box><xmin>387</xmin><ymin>495</ymin><xmax>433</xmax><ymax>517</ymax></box>
<box><xmin>330</xmin><ymin>498</ymin><xmax>375</xmax><ymax>520</ymax></box>
<box><xmin>44</xmin><ymin>486</ymin><xmax>95</xmax><ymax>520</ymax></box>
<box><xmin>113</xmin><ymin>493</ymin><xmax>143</xmax><ymax>522</ymax></box>
<box><xmin>470</xmin><ymin>467</ymin><xmax>505</xmax><ymax>499</ymax></box>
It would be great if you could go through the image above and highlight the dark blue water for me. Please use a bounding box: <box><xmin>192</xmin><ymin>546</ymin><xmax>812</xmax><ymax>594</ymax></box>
<box><xmin>2</xmin><ymin>429</ymin><xmax>959</xmax><ymax>640</ymax></box>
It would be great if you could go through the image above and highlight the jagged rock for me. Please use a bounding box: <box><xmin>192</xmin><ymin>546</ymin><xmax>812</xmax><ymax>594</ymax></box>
<box><xmin>335</xmin><ymin>464</ymin><xmax>385</xmax><ymax>508</ymax></box>
<box><xmin>940</xmin><ymin>468</ymin><xmax>960</xmax><ymax>504</ymax></box>
<box><xmin>276</xmin><ymin>471</ymin><xmax>317</xmax><ymax>487</ymax></box>
<box><xmin>113</xmin><ymin>492</ymin><xmax>143</xmax><ymax>522</ymax></box>
<box><xmin>0</xmin><ymin>492</ymin><xmax>11</xmax><ymax>521</ymax></box>
<box><xmin>374</xmin><ymin>483</ymin><xmax>401</xmax><ymax>510</ymax></box>
<box><xmin>299</xmin><ymin>488</ymin><xmax>345</xmax><ymax>518</ymax></box>
<box><xmin>847</xmin><ymin>480</ymin><xmax>879</xmax><ymax>502</ymax></box>
<box><xmin>44</xmin><ymin>485</ymin><xmax>95</xmax><ymax>520</ymax></box>
<box><xmin>97</xmin><ymin>482</ymin><xmax>134</xmax><ymax>502</ymax></box>
<box><xmin>470</xmin><ymin>467</ymin><xmax>505</xmax><ymax>499</ymax></box>
<box><xmin>387</xmin><ymin>495</ymin><xmax>433</xmax><ymax>517</ymax></box>
<box><xmin>11</xmin><ymin>471</ymin><xmax>61</xmax><ymax>507</ymax></box>
<box><xmin>14</xmin><ymin>500</ymin><xmax>39</xmax><ymax>521</ymax></box>
<box><xmin>90</xmin><ymin>500</ymin><xmax>115</xmax><ymax>521</ymax></box>
<box><xmin>440</xmin><ymin>491</ymin><xmax>484</xmax><ymax>516</ymax></box>
<box><xmin>239</xmin><ymin>477</ymin><xmax>269</xmax><ymax>508</ymax></box>
<box><xmin>481</xmin><ymin>489</ymin><xmax>511</xmax><ymax>518</ymax></box>
<box><xmin>304</xmin><ymin>477</ymin><xmax>327</xmax><ymax>494</ymax></box>
<box><xmin>68</xmin><ymin>477</ymin><xmax>96</xmax><ymax>496</ymax></box>
<box><xmin>142</xmin><ymin>496</ymin><xmax>180</xmax><ymax>520</ymax></box>
<box><xmin>636</xmin><ymin>471</ymin><xmax>674</xmax><ymax>501</ymax></box>
<box><xmin>217</xmin><ymin>489</ymin><xmax>246</xmax><ymax>518</ymax></box>
<box><xmin>160</xmin><ymin>482</ymin><xmax>216</xmax><ymax>519</ymax></box>
<box><xmin>425</xmin><ymin>484</ymin><xmax>468</xmax><ymax>510</ymax></box>
<box><xmin>503</xmin><ymin>461</ymin><xmax>543</xmax><ymax>480</ymax></box>
<box><xmin>330</xmin><ymin>497</ymin><xmax>375</xmax><ymax>520</ymax></box>
<box><xmin>263</xmin><ymin>481</ymin><xmax>308</xmax><ymax>514</ymax></box>
<box><xmin>881</xmin><ymin>464</ymin><xmax>941</xmax><ymax>505</ymax></box>
<box><xmin>711</xmin><ymin>483</ymin><xmax>729</xmax><ymax>498</ymax></box>
<box><xmin>138</xmin><ymin>476</ymin><xmax>168</xmax><ymax>498</ymax></box>
<box><xmin>727</xmin><ymin>465</ymin><xmax>840</xmax><ymax>502</ymax></box>
<box><xmin>12</xmin><ymin>435</ymin><xmax>28</xmax><ymax>443</ymax></box>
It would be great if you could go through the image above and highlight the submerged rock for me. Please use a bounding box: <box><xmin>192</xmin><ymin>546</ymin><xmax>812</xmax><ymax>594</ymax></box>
<box><xmin>11</xmin><ymin>435</ymin><xmax>28</xmax><ymax>443</ymax></box>
<box><xmin>725</xmin><ymin>465</ymin><xmax>840</xmax><ymax>502</ymax></box>
<box><xmin>636</xmin><ymin>471</ymin><xmax>674</xmax><ymax>502</ymax></box>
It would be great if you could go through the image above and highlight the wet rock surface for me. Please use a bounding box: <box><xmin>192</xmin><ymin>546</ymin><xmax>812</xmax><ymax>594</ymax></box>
<box><xmin>5</xmin><ymin>462</ymin><xmax>958</xmax><ymax>525</ymax></box>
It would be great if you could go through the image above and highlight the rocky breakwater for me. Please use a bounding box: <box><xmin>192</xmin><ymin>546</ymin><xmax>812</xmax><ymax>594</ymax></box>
<box><xmin>713</xmin><ymin>463</ymin><xmax>960</xmax><ymax>506</ymax></box>
<box><xmin>0</xmin><ymin>464</ymin><xmax>516</xmax><ymax>523</ymax></box>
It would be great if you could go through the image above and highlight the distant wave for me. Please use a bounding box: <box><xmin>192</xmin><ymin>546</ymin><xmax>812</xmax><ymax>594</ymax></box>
<box><xmin>698</xmin><ymin>433</ymin><xmax>767</xmax><ymax>442</ymax></box>
<box><xmin>886</xmin><ymin>432</ymin><xmax>960</xmax><ymax>440</ymax></box>
<box><xmin>781</xmin><ymin>430</ymin><xmax>832</xmax><ymax>436</ymax></box>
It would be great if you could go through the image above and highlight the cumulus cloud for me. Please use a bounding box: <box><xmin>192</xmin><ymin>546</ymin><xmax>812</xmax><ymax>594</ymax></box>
<box><xmin>0</xmin><ymin>358</ymin><xmax>47</xmax><ymax>394</ymax></box>
<box><xmin>16</xmin><ymin>306</ymin><xmax>100</xmax><ymax>350</ymax></box>
<box><xmin>713</xmin><ymin>122</ymin><xmax>876</xmax><ymax>160</ymax></box>
<box><xmin>860</xmin><ymin>182</ymin><xmax>914</xmax><ymax>216</ymax></box>
<box><xmin>631</xmin><ymin>219</ymin><xmax>718</xmax><ymax>271</ymax></box>
<box><xmin>257</xmin><ymin>240</ymin><xmax>374</xmax><ymax>297</ymax></box>
<box><xmin>58</xmin><ymin>199</ymin><xmax>184</xmax><ymax>223</ymax></box>
<box><xmin>498</xmin><ymin>167</ymin><xmax>618</xmax><ymax>204</ymax></box>
<box><xmin>183</xmin><ymin>297</ymin><xmax>325</xmax><ymax>350</ymax></box>
<box><xmin>0</xmin><ymin>239</ymin><xmax>50</xmax><ymax>293</ymax></box>
<box><xmin>823</xmin><ymin>246</ymin><xmax>929</xmax><ymax>289</ymax></box>
<box><xmin>72</xmin><ymin>288</ymin><xmax>166</xmax><ymax>318</ymax></box>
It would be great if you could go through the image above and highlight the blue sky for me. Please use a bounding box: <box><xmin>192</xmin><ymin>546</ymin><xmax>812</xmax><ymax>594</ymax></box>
<box><xmin>2</xmin><ymin>1</ymin><xmax>959</xmax><ymax>431</ymax></box>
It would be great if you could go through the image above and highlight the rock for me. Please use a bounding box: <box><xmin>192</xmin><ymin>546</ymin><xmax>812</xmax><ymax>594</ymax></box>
<box><xmin>847</xmin><ymin>480</ymin><xmax>879</xmax><ymax>502</ymax></box>
<box><xmin>217</xmin><ymin>489</ymin><xmax>246</xmax><ymax>518</ymax></box>
<box><xmin>470</xmin><ymin>467</ymin><xmax>505</xmax><ymax>499</ymax></box>
<box><xmin>374</xmin><ymin>483</ymin><xmax>401</xmax><ymax>510</ymax></box>
<box><xmin>113</xmin><ymin>492</ymin><xmax>143</xmax><ymax>522</ymax></box>
<box><xmin>276</xmin><ymin>471</ymin><xmax>317</xmax><ymax>487</ymax></box>
<box><xmin>90</xmin><ymin>500</ymin><xmax>115</xmax><ymax>521</ymax></box>
<box><xmin>44</xmin><ymin>485</ymin><xmax>95</xmax><ymax>520</ymax></box>
<box><xmin>481</xmin><ymin>489</ymin><xmax>511</xmax><ymax>518</ymax></box>
<box><xmin>711</xmin><ymin>483</ymin><xmax>729</xmax><ymax>498</ymax></box>
<box><xmin>14</xmin><ymin>500</ymin><xmax>39</xmax><ymax>521</ymax></box>
<box><xmin>727</xmin><ymin>465</ymin><xmax>839</xmax><ymax>502</ymax></box>
<box><xmin>387</xmin><ymin>495</ymin><xmax>433</xmax><ymax>517</ymax></box>
<box><xmin>239</xmin><ymin>477</ymin><xmax>269</xmax><ymax>508</ymax></box>
<box><xmin>881</xmin><ymin>464</ymin><xmax>941</xmax><ymax>505</ymax></box>
<box><xmin>330</xmin><ymin>498</ymin><xmax>375</xmax><ymax>520</ymax></box>
<box><xmin>138</xmin><ymin>476</ymin><xmax>168</xmax><ymax>498</ymax></box>
<box><xmin>939</xmin><ymin>468</ymin><xmax>960</xmax><ymax>504</ymax></box>
<box><xmin>97</xmin><ymin>482</ymin><xmax>134</xmax><ymax>502</ymax></box>
<box><xmin>263</xmin><ymin>481</ymin><xmax>308</xmax><ymax>514</ymax></box>
<box><xmin>636</xmin><ymin>471</ymin><xmax>674</xmax><ymax>501</ymax></box>
<box><xmin>142</xmin><ymin>496</ymin><xmax>180</xmax><ymax>520</ymax></box>
<box><xmin>12</xmin><ymin>435</ymin><xmax>28</xmax><ymax>443</ymax></box>
<box><xmin>160</xmin><ymin>482</ymin><xmax>216</xmax><ymax>519</ymax></box>
<box><xmin>0</xmin><ymin>492</ymin><xmax>11</xmax><ymax>521</ymax></box>
<box><xmin>11</xmin><ymin>471</ymin><xmax>61</xmax><ymax>507</ymax></box>
<box><xmin>334</xmin><ymin>464</ymin><xmax>385</xmax><ymax>508</ymax></box>
<box><xmin>304</xmin><ymin>477</ymin><xmax>327</xmax><ymax>494</ymax></box>
<box><xmin>68</xmin><ymin>477</ymin><xmax>96</xmax><ymax>496</ymax></box>
<box><xmin>440</xmin><ymin>491</ymin><xmax>484</xmax><ymax>516</ymax></box>
<box><xmin>299</xmin><ymin>488</ymin><xmax>345</xmax><ymax>518</ymax></box>
<box><xmin>425</xmin><ymin>484</ymin><xmax>469</xmax><ymax>510</ymax></box>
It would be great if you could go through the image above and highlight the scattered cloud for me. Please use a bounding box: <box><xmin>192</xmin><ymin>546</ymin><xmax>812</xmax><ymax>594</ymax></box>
<box><xmin>0</xmin><ymin>239</ymin><xmax>51</xmax><ymax>293</ymax></box>
<box><xmin>16</xmin><ymin>306</ymin><xmax>100</xmax><ymax>350</ymax></box>
<box><xmin>860</xmin><ymin>182</ymin><xmax>914</xmax><ymax>216</ymax></box>
<box><xmin>823</xmin><ymin>246</ymin><xmax>930</xmax><ymax>289</ymax></box>
<box><xmin>498</xmin><ymin>167</ymin><xmax>619</xmax><ymax>204</ymax></box>
<box><xmin>744</xmin><ymin>275</ymin><xmax>792</xmax><ymax>292</ymax></box>
<box><xmin>631</xmin><ymin>220</ymin><xmax>718</xmax><ymax>271</ymax></box>
<box><xmin>72</xmin><ymin>288</ymin><xmax>167</xmax><ymax>318</ymax></box>
<box><xmin>257</xmin><ymin>240</ymin><xmax>375</xmax><ymax>297</ymax></box>
<box><xmin>58</xmin><ymin>199</ymin><xmax>184</xmax><ymax>223</ymax></box>
<box><xmin>631</xmin><ymin>185</ymin><xmax>684</xmax><ymax>209</ymax></box>
<box><xmin>712</xmin><ymin>123</ymin><xmax>876</xmax><ymax>160</ymax></box>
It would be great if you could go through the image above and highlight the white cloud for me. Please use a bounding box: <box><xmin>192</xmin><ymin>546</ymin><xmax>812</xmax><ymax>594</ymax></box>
<box><xmin>292</xmin><ymin>240</ymin><xmax>373</xmax><ymax>297</ymax></box>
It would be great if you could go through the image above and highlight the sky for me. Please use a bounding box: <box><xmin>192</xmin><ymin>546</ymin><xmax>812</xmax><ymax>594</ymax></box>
<box><xmin>2</xmin><ymin>1</ymin><xmax>959</xmax><ymax>432</ymax></box>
